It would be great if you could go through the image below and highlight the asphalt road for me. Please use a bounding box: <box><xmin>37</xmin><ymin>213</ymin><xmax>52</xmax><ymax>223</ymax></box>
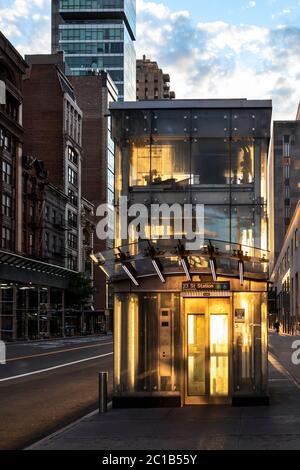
<box><xmin>0</xmin><ymin>335</ymin><xmax>114</xmax><ymax>450</ymax></box>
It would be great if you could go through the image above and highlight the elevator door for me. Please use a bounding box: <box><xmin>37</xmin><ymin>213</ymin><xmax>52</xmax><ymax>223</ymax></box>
<box><xmin>185</xmin><ymin>298</ymin><xmax>230</xmax><ymax>404</ymax></box>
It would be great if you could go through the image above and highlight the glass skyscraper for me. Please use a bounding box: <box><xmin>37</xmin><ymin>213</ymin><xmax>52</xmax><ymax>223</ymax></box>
<box><xmin>51</xmin><ymin>0</ymin><xmax>136</xmax><ymax>100</ymax></box>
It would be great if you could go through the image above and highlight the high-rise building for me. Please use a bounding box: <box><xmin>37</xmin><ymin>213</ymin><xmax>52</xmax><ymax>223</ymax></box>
<box><xmin>51</xmin><ymin>0</ymin><xmax>136</xmax><ymax>101</ymax></box>
<box><xmin>268</xmin><ymin>119</ymin><xmax>300</xmax><ymax>265</ymax></box>
<box><xmin>136</xmin><ymin>55</ymin><xmax>176</xmax><ymax>101</ymax></box>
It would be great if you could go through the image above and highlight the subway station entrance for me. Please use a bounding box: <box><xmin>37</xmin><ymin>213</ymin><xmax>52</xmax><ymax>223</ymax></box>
<box><xmin>185</xmin><ymin>298</ymin><xmax>230</xmax><ymax>405</ymax></box>
<box><xmin>92</xmin><ymin>236</ymin><xmax>270</xmax><ymax>408</ymax></box>
<box><xmin>109</xmin><ymin>274</ymin><xmax>269</xmax><ymax>408</ymax></box>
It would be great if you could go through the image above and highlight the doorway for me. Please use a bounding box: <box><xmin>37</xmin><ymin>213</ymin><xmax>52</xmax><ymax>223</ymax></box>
<box><xmin>184</xmin><ymin>297</ymin><xmax>230</xmax><ymax>404</ymax></box>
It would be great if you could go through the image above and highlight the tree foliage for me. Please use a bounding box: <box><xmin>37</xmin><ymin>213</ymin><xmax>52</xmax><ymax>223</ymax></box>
<box><xmin>66</xmin><ymin>273</ymin><xmax>95</xmax><ymax>308</ymax></box>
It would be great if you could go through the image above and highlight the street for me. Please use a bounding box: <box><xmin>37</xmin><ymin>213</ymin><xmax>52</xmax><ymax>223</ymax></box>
<box><xmin>2</xmin><ymin>332</ymin><xmax>300</xmax><ymax>450</ymax></box>
<box><xmin>30</xmin><ymin>332</ymin><xmax>300</xmax><ymax>450</ymax></box>
<box><xmin>0</xmin><ymin>335</ymin><xmax>114</xmax><ymax>450</ymax></box>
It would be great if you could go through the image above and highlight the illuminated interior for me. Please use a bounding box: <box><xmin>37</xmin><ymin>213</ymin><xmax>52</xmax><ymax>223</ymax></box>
<box><xmin>187</xmin><ymin>314</ymin><xmax>206</xmax><ymax>396</ymax></box>
<box><xmin>114</xmin><ymin>296</ymin><xmax>122</xmax><ymax>388</ymax></box>
<box><xmin>210</xmin><ymin>314</ymin><xmax>229</xmax><ymax>396</ymax></box>
<box><xmin>128</xmin><ymin>295</ymin><xmax>138</xmax><ymax>391</ymax></box>
<box><xmin>130</xmin><ymin>140</ymin><xmax>190</xmax><ymax>187</ymax></box>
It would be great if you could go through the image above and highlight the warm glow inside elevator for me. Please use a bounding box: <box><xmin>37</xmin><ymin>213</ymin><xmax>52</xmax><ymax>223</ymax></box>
<box><xmin>184</xmin><ymin>298</ymin><xmax>231</xmax><ymax>405</ymax></box>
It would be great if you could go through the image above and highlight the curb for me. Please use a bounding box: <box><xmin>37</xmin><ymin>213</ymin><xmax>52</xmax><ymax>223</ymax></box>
<box><xmin>26</xmin><ymin>401</ymin><xmax>113</xmax><ymax>450</ymax></box>
<box><xmin>6</xmin><ymin>334</ymin><xmax>112</xmax><ymax>347</ymax></box>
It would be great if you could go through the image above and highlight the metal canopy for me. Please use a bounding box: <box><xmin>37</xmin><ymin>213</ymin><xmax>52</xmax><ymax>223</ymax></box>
<box><xmin>0</xmin><ymin>250</ymin><xmax>77</xmax><ymax>279</ymax></box>
<box><xmin>91</xmin><ymin>239</ymin><xmax>269</xmax><ymax>283</ymax></box>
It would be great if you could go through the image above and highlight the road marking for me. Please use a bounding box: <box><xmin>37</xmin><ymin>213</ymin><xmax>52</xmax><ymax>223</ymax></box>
<box><xmin>268</xmin><ymin>378</ymin><xmax>289</xmax><ymax>382</ymax></box>
<box><xmin>0</xmin><ymin>352</ymin><xmax>113</xmax><ymax>383</ymax></box>
<box><xmin>6</xmin><ymin>342</ymin><xmax>113</xmax><ymax>363</ymax></box>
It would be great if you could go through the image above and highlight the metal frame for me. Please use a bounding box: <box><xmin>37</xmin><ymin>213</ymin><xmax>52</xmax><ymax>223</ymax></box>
<box><xmin>183</xmin><ymin>296</ymin><xmax>232</xmax><ymax>406</ymax></box>
<box><xmin>0</xmin><ymin>249</ymin><xmax>77</xmax><ymax>278</ymax></box>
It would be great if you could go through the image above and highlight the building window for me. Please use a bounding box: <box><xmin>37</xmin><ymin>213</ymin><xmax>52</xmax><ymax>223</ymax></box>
<box><xmin>68</xmin><ymin>210</ymin><xmax>78</xmax><ymax>228</ymax></box>
<box><xmin>77</xmin><ymin>116</ymin><xmax>81</xmax><ymax>145</ymax></box>
<box><xmin>68</xmin><ymin>146</ymin><xmax>78</xmax><ymax>165</ymax></box>
<box><xmin>65</xmin><ymin>101</ymin><xmax>70</xmax><ymax>134</ymax></box>
<box><xmin>2</xmin><ymin>161</ymin><xmax>12</xmax><ymax>185</ymax></box>
<box><xmin>52</xmin><ymin>209</ymin><xmax>56</xmax><ymax>224</ymax></box>
<box><xmin>283</xmin><ymin>135</ymin><xmax>291</xmax><ymax>157</ymax></box>
<box><xmin>52</xmin><ymin>235</ymin><xmax>57</xmax><ymax>253</ymax></box>
<box><xmin>67</xmin><ymin>254</ymin><xmax>78</xmax><ymax>271</ymax></box>
<box><xmin>2</xmin><ymin>193</ymin><xmax>12</xmax><ymax>217</ymax></box>
<box><xmin>68</xmin><ymin>188</ymin><xmax>78</xmax><ymax>207</ymax></box>
<box><xmin>2</xmin><ymin>227</ymin><xmax>12</xmax><ymax>250</ymax></box>
<box><xmin>285</xmin><ymin>206</ymin><xmax>291</xmax><ymax>220</ymax></box>
<box><xmin>44</xmin><ymin>232</ymin><xmax>49</xmax><ymax>251</ymax></box>
<box><xmin>296</xmin><ymin>229</ymin><xmax>299</xmax><ymax>250</ymax></box>
<box><xmin>29</xmin><ymin>233</ymin><xmax>33</xmax><ymax>255</ymax></box>
<box><xmin>45</xmin><ymin>206</ymin><xmax>50</xmax><ymax>221</ymax></box>
<box><xmin>0</xmin><ymin>128</ymin><xmax>15</xmax><ymax>154</ymax></box>
<box><xmin>68</xmin><ymin>167</ymin><xmax>78</xmax><ymax>186</ymax></box>
<box><xmin>0</xmin><ymin>128</ymin><xmax>4</xmax><ymax>148</ymax></box>
<box><xmin>68</xmin><ymin>232</ymin><xmax>78</xmax><ymax>249</ymax></box>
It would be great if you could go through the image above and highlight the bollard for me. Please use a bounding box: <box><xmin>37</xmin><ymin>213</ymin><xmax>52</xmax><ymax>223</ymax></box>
<box><xmin>99</xmin><ymin>372</ymin><xmax>108</xmax><ymax>413</ymax></box>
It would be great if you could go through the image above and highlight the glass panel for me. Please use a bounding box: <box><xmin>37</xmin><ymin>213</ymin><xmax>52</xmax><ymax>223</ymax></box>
<box><xmin>210</xmin><ymin>314</ymin><xmax>229</xmax><ymax>396</ymax></box>
<box><xmin>233</xmin><ymin>293</ymin><xmax>254</xmax><ymax>392</ymax></box>
<box><xmin>187</xmin><ymin>314</ymin><xmax>205</xmax><ymax>396</ymax></box>
<box><xmin>151</xmin><ymin>138</ymin><xmax>190</xmax><ymax>185</ymax></box>
<box><xmin>127</xmin><ymin>295</ymin><xmax>138</xmax><ymax>391</ymax></box>
<box><xmin>231</xmin><ymin>139</ymin><xmax>254</xmax><ymax>185</ymax></box>
<box><xmin>191</xmin><ymin>138</ymin><xmax>229</xmax><ymax>185</ymax></box>
<box><xmin>205</xmin><ymin>205</ymin><xmax>230</xmax><ymax>241</ymax></box>
<box><xmin>114</xmin><ymin>296</ymin><xmax>122</xmax><ymax>390</ymax></box>
<box><xmin>129</xmin><ymin>138</ymin><xmax>150</xmax><ymax>186</ymax></box>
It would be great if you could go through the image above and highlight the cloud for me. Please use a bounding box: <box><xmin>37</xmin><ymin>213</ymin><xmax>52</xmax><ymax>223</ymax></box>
<box><xmin>0</xmin><ymin>0</ymin><xmax>51</xmax><ymax>55</ymax></box>
<box><xmin>136</xmin><ymin>0</ymin><xmax>300</xmax><ymax>120</ymax></box>
<box><xmin>1</xmin><ymin>0</ymin><xmax>300</xmax><ymax>120</ymax></box>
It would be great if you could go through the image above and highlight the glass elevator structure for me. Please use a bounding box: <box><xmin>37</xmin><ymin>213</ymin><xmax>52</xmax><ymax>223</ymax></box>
<box><xmin>93</xmin><ymin>99</ymin><xmax>272</xmax><ymax>407</ymax></box>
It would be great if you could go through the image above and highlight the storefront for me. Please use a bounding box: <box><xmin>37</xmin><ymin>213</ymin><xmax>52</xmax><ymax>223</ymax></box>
<box><xmin>93</xmin><ymin>99</ymin><xmax>272</xmax><ymax>407</ymax></box>
<box><xmin>0</xmin><ymin>250</ymin><xmax>104</xmax><ymax>341</ymax></box>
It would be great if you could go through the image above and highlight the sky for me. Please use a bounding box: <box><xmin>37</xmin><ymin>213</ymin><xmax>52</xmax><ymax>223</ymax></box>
<box><xmin>1</xmin><ymin>0</ymin><xmax>300</xmax><ymax>119</ymax></box>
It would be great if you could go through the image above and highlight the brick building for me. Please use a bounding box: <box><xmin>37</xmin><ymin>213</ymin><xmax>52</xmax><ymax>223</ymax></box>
<box><xmin>22</xmin><ymin>155</ymin><xmax>68</xmax><ymax>266</ymax></box>
<box><xmin>23</xmin><ymin>53</ymin><xmax>83</xmax><ymax>272</ymax></box>
<box><xmin>0</xmin><ymin>33</ymin><xmax>82</xmax><ymax>341</ymax></box>
<box><xmin>0</xmin><ymin>31</ymin><xmax>27</xmax><ymax>255</ymax></box>
<box><xmin>136</xmin><ymin>55</ymin><xmax>175</xmax><ymax>101</ymax></box>
<box><xmin>70</xmin><ymin>72</ymin><xmax>118</xmax><ymax>314</ymax></box>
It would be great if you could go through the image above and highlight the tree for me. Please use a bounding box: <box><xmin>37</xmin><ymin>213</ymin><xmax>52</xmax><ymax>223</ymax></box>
<box><xmin>66</xmin><ymin>273</ymin><xmax>95</xmax><ymax>308</ymax></box>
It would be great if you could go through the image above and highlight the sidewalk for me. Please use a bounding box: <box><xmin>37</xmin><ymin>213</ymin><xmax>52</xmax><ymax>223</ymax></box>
<box><xmin>29</xmin><ymin>333</ymin><xmax>300</xmax><ymax>450</ymax></box>
<box><xmin>269</xmin><ymin>330</ymin><xmax>300</xmax><ymax>383</ymax></box>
